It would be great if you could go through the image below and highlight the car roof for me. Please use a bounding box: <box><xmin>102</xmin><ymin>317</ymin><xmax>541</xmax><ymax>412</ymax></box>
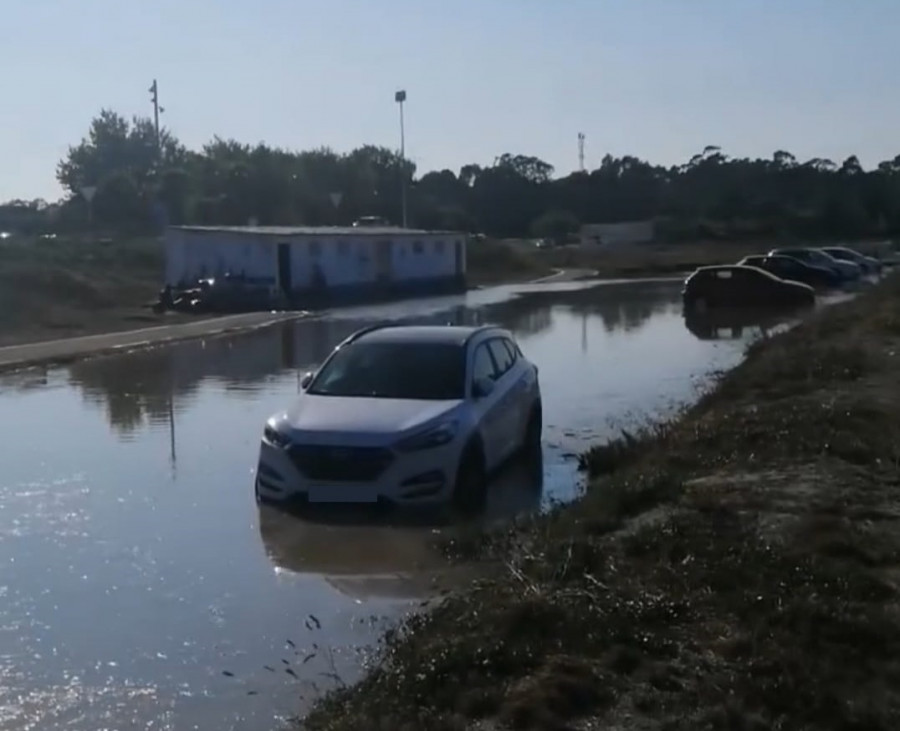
<box><xmin>353</xmin><ymin>325</ymin><xmax>506</xmax><ymax>346</ymax></box>
<box><xmin>693</xmin><ymin>264</ymin><xmax>782</xmax><ymax>281</ymax></box>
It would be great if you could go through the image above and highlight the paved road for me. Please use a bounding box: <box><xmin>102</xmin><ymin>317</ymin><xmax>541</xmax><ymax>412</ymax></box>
<box><xmin>0</xmin><ymin>311</ymin><xmax>307</xmax><ymax>371</ymax></box>
<box><xmin>530</xmin><ymin>268</ymin><xmax>599</xmax><ymax>283</ymax></box>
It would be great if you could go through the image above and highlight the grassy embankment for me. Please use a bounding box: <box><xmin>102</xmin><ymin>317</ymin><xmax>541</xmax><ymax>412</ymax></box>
<box><xmin>0</xmin><ymin>236</ymin><xmax>168</xmax><ymax>347</ymax></box>
<box><xmin>303</xmin><ymin>273</ymin><xmax>900</xmax><ymax>731</ymax></box>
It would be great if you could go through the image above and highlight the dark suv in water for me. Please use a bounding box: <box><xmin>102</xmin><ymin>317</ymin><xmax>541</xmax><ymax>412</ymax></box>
<box><xmin>683</xmin><ymin>265</ymin><xmax>816</xmax><ymax>310</ymax></box>
<box><xmin>738</xmin><ymin>255</ymin><xmax>841</xmax><ymax>290</ymax></box>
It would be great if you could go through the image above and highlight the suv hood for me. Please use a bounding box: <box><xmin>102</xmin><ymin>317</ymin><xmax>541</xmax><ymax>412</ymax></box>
<box><xmin>281</xmin><ymin>395</ymin><xmax>462</xmax><ymax>444</ymax></box>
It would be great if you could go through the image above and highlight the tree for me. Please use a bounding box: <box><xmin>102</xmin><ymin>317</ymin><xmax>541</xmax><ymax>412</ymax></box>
<box><xmin>57</xmin><ymin>109</ymin><xmax>185</xmax><ymax>197</ymax></box>
<box><xmin>39</xmin><ymin>106</ymin><xmax>900</xmax><ymax>240</ymax></box>
<box><xmin>531</xmin><ymin>210</ymin><xmax>580</xmax><ymax>243</ymax></box>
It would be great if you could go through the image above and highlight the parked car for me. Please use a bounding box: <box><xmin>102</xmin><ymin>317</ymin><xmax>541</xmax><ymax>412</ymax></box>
<box><xmin>819</xmin><ymin>246</ymin><xmax>882</xmax><ymax>276</ymax></box>
<box><xmin>682</xmin><ymin>265</ymin><xmax>816</xmax><ymax>310</ymax></box>
<box><xmin>256</xmin><ymin>324</ymin><xmax>543</xmax><ymax>512</ymax></box>
<box><xmin>737</xmin><ymin>255</ymin><xmax>841</xmax><ymax>290</ymax></box>
<box><xmin>769</xmin><ymin>247</ymin><xmax>861</xmax><ymax>281</ymax></box>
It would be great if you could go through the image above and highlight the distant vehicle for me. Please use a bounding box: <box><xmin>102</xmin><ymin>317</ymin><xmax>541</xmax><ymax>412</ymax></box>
<box><xmin>256</xmin><ymin>324</ymin><xmax>543</xmax><ymax>512</ymax></box>
<box><xmin>352</xmin><ymin>216</ymin><xmax>390</xmax><ymax>228</ymax></box>
<box><xmin>682</xmin><ymin>265</ymin><xmax>816</xmax><ymax>310</ymax></box>
<box><xmin>157</xmin><ymin>274</ymin><xmax>282</xmax><ymax>314</ymax></box>
<box><xmin>769</xmin><ymin>247</ymin><xmax>861</xmax><ymax>281</ymax></box>
<box><xmin>738</xmin><ymin>255</ymin><xmax>841</xmax><ymax>290</ymax></box>
<box><xmin>819</xmin><ymin>246</ymin><xmax>882</xmax><ymax>276</ymax></box>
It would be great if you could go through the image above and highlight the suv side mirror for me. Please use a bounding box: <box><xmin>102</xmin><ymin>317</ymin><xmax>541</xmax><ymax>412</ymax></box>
<box><xmin>472</xmin><ymin>376</ymin><xmax>494</xmax><ymax>399</ymax></box>
<box><xmin>300</xmin><ymin>372</ymin><xmax>314</xmax><ymax>390</ymax></box>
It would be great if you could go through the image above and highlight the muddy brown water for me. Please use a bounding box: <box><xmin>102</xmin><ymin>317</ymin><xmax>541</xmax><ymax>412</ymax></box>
<box><xmin>0</xmin><ymin>279</ymin><xmax>812</xmax><ymax>729</ymax></box>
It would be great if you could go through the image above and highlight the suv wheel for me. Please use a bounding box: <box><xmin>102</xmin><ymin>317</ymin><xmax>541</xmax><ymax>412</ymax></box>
<box><xmin>452</xmin><ymin>443</ymin><xmax>487</xmax><ymax>514</ymax></box>
<box><xmin>523</xmin><ymin>403</ymin><xmax>543</xmax><ymax>458</ymax></box>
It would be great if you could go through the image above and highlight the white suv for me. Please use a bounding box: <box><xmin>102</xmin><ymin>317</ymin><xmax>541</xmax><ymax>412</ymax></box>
<box><xmin>255</xmin><ymin>324</ymin><xmax>542</xmax><ymax>511</ymax></box>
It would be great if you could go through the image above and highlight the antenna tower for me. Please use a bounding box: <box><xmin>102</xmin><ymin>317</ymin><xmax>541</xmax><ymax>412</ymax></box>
<box><xmin>577</xmin><ymin>133</ymin><xmax>586</xmax><ymax>172</ymax></box>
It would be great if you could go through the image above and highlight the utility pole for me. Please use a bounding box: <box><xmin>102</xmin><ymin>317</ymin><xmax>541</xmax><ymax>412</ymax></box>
<box><xmin>149</xmin><ymin>79</ymin><xmax>162</xmax><ymax>157</ymax></box>
<box><xmin>578</xmin><ymin>132</ymin><xmax>586</xmax><ymax>173</ymax></box>
<box><xmin>395</xmin><ymin>89</ymin><xmax>408</xmax><ymax>227</ymax></box>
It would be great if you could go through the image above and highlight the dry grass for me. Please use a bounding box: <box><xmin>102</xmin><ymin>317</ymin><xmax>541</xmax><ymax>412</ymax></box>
<box><xmin>0</xmin><ymin>236</ymin><xmax>168</xmax><ymax>346</ymax></box>
<box><xmin>301</xmin><ymin>272</ymin><xmax>900</xmax><ymax>731</ymax></box>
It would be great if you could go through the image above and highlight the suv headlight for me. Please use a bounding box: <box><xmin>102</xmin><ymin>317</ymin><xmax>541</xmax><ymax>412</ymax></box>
<box><xmin>395</xmin><ymin>421</ymin><xmax>459</xmax><ymax>452</ymax></box>
<box><xmin>264</xmin><ymin>423</ymin><xmax>291</xmax><ymax>449</ymax></box>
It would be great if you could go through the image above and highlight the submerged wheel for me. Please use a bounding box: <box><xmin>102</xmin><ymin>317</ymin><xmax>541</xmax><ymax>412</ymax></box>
<box><xmin>452</xmin><ymin>443</ymin><xmax>487</xmax><ymax>515</ymax></box>
<box><xmin>523</xmin><ymin>403</ymin><xmax>543</xmax><ymax>458</ymax></box>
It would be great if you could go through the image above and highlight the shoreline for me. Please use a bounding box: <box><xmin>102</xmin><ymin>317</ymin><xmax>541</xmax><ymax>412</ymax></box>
<box><xmin>0</xmin><ymin>310</ymin><xmax>310</xmax><ymax>374</ymax></box>
<box><xmin>0</xmin><ymin>269</ymin><xmax>615</xmax><ymax>375</ymax></box>
<box><xmin>301</xmin><ymin>273</ymin><xmax>900</xmax><ymax>730</ymax></box>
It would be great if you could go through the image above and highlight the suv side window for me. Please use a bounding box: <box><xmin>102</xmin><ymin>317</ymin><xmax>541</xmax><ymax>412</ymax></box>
<box><xmin>487</xmin><ymin>338</ymin><xmax>514</xmax><ymax>379</ymax></box>
<box><xmin>471</xmin><ymin>342</ymin><xmax>497</xmax><ymax>385</ymax></box>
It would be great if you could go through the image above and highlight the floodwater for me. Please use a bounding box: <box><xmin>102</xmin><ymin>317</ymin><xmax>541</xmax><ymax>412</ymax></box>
<box><xmin>0</xmin><ymin>279</ymin><xmax>810</xmax><ymax>730</ymax></box>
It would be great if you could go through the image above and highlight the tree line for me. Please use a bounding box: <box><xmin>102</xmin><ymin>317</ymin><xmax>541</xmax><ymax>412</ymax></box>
<box><xmin>2</xmin><ymin>108</ymin><xmax>900</xmax><ymax>241</ymax></box>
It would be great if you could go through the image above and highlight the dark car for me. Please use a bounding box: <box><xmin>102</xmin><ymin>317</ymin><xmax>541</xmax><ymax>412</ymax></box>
<box><xmin>682</xmin><ymin>265</ymin><xmax>816</xmax><ymax>310</ymax></box>
<box><xmin>819</xmin><ymin>246</ymin><xmax>883</xmax><ymax>276</ymax></box>
<box><xmin>738</xmin><ymin>255</ymin><xmax>841</xmax><ymax>290</ymax></box>
<box><xmin>769</xmin><ymin>247</ymin><xmax>861</xmax><ymax>281</ymax></box>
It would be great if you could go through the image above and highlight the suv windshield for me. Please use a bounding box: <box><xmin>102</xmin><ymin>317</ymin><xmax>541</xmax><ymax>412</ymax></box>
<box><xmin>307</xmin><ymin>341</ymin><xmax>466</xmax><ymax>400</ymax></box>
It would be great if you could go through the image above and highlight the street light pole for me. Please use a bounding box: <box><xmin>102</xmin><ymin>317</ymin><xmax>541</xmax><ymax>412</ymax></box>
<box><xmin>395</xmin><ymin>89</ymin><xmax>407</xmax><ymax>228</ymax></box>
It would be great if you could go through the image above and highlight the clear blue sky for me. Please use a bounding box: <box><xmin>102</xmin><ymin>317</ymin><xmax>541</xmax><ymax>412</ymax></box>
<box><xmin>1</xmin><ymin>0</ymin><xmax>897</xmax><ymax>201</ymax></box>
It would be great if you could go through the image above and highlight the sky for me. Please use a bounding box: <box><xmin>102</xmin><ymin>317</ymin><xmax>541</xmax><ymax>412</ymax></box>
<box><xmin>1</xmin><ymin>0</ymin><xmax>898</xmax><ymax>201</ymax></box>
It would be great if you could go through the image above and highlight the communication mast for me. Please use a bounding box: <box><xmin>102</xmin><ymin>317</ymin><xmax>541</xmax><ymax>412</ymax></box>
<box><xmin>577</xmin><ymin>133</ymin><xmax>586</xmax><ymax>172</ymax></box>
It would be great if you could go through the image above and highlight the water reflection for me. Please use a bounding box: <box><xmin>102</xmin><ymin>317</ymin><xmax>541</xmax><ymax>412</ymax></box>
<box><xmin>258</xmin><ymin>454</ymin><xmax>543</xmax><ymax>600</ymax></box>
<box><xmin>522</xmin><ymin>280</ymin><xmax>679</xmax><ymax>334</ymax></box>
<box><xmin>683</xmin><ymin>306</ymin><xmax>808</xmax><ymax>341</ymax></box>
<box><xmin>61</xmin><ymin>282</ymin><xmax>680</xmax><ymax>437</ymax></box>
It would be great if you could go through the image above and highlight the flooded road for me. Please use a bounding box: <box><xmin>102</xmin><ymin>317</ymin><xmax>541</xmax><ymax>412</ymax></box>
<box><xmin>0</xmin><ymin>279</ymin><xmax>806</xmax><ymax>730</ymax></box>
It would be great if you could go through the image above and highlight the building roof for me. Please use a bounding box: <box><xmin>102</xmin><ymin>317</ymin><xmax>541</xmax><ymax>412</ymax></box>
<box><xmin>171</xmin><ymin>225</ymin><xmax>463</xmax><ymax>237</ymax></box>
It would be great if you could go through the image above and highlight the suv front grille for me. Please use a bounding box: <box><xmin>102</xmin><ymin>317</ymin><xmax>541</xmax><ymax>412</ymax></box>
<box><xmin>287</xmin><ymin>445</ymin><xmax>394</xmax><ymax>482</ymax></box>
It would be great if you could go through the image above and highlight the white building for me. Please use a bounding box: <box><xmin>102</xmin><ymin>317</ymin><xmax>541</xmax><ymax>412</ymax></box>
<box><xmin>164</xmin><ymin>225</ymin><xmax>468</xmax><ymax>298</ymax></box>
<box><xmin>579</xmin><ymin>220</ymin><xmax>655</xmax><ymax>248</ymax></box>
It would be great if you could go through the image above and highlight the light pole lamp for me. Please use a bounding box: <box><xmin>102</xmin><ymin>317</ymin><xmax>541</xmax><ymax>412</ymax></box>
<box><xmin>395</xmin><ymin>89</ymin><xmax>407</xmax><ymax>227</ymax></box>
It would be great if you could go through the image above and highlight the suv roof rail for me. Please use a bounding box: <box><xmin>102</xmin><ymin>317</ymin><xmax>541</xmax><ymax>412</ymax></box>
<box><xmin>462</xmin><ymin>324</ymin><xmax>503</xmax><ymax>347</ymax></box>
<box><xmin>340</xmin><ymin>323</ymin><xmax>394</xmax><ymax>347</ymax></box>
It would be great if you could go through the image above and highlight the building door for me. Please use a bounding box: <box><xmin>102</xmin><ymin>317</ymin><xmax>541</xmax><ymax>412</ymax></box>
<box><xmin>375</xmin><ymin>240</ymin><xmax>392</xmax><ymax>282</ymax></box>
<box><xmin>277</xmin><ymin>243</ymin><xmax>292</xmax><ymax>293</ymax></box>
<box><xmin>454</xmin><ymin>240</ymin><xmax>463</xmax><ymax>275</ymax></box>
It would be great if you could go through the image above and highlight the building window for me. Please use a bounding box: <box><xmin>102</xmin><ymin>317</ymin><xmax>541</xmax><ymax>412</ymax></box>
<box><xmin>337</xmin><ymin>239</ymin><xmax>350</xmax><ymax>256</ymax></box>
<box><xmin>434</xmin><ymin>240</ymin><xmax>445</xmax><ymax>254</ymax></box>
<box><xmin>309</xmin><ymin>240</ymin><xmax>321</xmax><ymax>257</ymax></box>
<box><xmin>412</xmin><ymin>240</ymin><xmax>424</xmax><ymax>254</ymax></box>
